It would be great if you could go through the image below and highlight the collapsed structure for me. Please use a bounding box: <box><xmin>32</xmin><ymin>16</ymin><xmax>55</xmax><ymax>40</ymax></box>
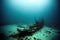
<box><xmin>9</xmin><ymin>18</ymin><xmax>44</xmax><ymax>40</ymax></box>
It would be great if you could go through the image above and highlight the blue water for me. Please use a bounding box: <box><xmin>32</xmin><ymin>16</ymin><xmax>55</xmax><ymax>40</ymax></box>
<box><xmin>2</xmin><ymin>0</ymin><xmax>59</xmax><ymax>27</ymax></box>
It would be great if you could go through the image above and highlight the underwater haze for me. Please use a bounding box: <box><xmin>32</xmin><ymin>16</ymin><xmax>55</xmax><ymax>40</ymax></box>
<box><xmin>0</xmin><ymin>0</ymin><xmax>60</xmax><ymax>40</ymax></box>
<box><xmin>1</xmin><ymin>0</ymin><xmax>59</xmax><ymax>27</ymax></box>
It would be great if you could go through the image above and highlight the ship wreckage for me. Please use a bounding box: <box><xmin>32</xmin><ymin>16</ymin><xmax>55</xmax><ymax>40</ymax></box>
<box><xmin>8</xmin><ymin>19</ymin><xmax>44</xmax><ymax>40</ymax></box>
<box><xmin>0</xmin><ymin>18</ymin><xmax>59</xmax><ymax>40</ymax></box>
